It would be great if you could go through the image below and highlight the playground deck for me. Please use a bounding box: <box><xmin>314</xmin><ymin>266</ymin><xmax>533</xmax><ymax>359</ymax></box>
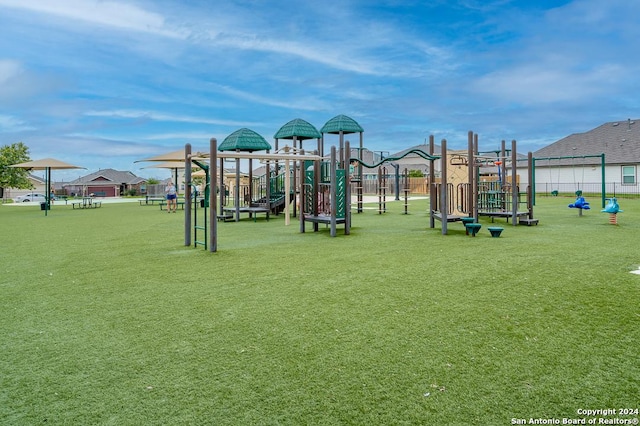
<box><xmin>303</xmin><ymin>214</ymin><xmax>346</xmax><ymax>224</ymax></box>
<box><xmin>432</xmin><ymin>212</ymin><xmax>464</xmax><ymax>222</ymax></box>
<box><xmin>223</xmin><ymin>206</ymin><xmax>270</xmax><ymax>221</ymax></box>
<box><xmin>478</xmin><ymin>210</ymin><xmax>530</xmax><ymax>223</ymax></box>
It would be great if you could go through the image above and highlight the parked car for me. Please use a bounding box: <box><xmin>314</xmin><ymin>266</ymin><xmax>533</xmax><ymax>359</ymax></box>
<box><xmin>14</xmin><ymin>193</ymin><xmax>48</xmax><ymax>203</ymax></box>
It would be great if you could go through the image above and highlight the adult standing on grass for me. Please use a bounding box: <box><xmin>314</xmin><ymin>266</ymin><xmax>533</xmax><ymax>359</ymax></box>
<box><xmin>165</xmin><ymin>180</ymin><xmax>177</xmax><ymax>213</ymax></box>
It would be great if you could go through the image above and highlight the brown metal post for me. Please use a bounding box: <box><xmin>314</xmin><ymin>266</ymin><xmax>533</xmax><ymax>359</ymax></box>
<box><xmin>234</xmin><ymin>154</ymin><xmax>240</xmax><ymax>222</ymax></box>
<box><xmin>358</xmin><ymin>132</ymin><xmax>363</xmax><ymax>213</ymax></box>
<box><xmin>184</xmin><ymin>143</ymin><xmax>192</xmax><ymax>246</ymax></box>
<box><xmin>474</xmin><ymin>134</ymin><xmax>479</xmax><ymax>221</ymax></box>
<box><xmin>441</xmin><ymin>139</ymin><xmax>448</xmax><ymax>235</ymax></box>
<box><xmin>467</xmin><ymin>131</ymin><xmax>474</xmax><ymax>218</ymax></box>
<box><xmin>219</xmin><ymin>157</ymin><xmax>224</xmax><ymax>216</ymax></box>
<box><xmin>345</xmin><ymin>140</ymin><xmax>351</xmax><ymax>235</ymax></box>
<box><xmin>511</xmin><ymin>140</ymin><xmax>518</xmax><ymax>225</ymax></box>
<box><xmin>299</xmin><ymin>149</ymin><xmax>306</xmax><ymax>233</ymax></box>
<box><xmin>429</xmin><ymin>135</ymin><xmax>435</xmax><ymax>229</ymax></box>
<box><xmin>313</xmin><ymin>155</ymin><xmax>320</xmax><ymax>232</ymax></box>
<box><xmin>210</xmin><ymin>138</ymin><xmax>218</xmax><ymax>252</ymax></box>
<box><xmin>330</xmin><ymin>146</ymin><xmax>337</xmax><ymax>237</ymax></box>
<box><xmin>528</xmin><ymin>152</ymin><xmax>534</xmax><ymax>219</ymax></box>
<box><xmin>292</xmin><ymin>136</ymin><xmax>298</xmax><ymax>218</ymax></box>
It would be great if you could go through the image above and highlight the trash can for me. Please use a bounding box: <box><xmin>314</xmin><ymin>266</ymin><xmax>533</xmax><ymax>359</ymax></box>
<box><xmin>40</xmin><ymin>202</ymin><xmax>47</xmax><ymax>210</ymax></box>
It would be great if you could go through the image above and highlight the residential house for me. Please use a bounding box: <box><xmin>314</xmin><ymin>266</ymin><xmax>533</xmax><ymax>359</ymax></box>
<box><xmin>531</xmin><ymin>118</ymin><xmax>639</xmax><ymax>195</ymax></box>
<box><xmin>3</xmin><ymin>174</ymin><xmax>46</xmax><ymax>200</ymax></box>
<box><xmin>65</xmin><ymin>169</ymin><xmax>146</xmax><ymax>197</ymax></box>
<box><xmin>387</xmin><ymin>143</ymin><xmax>443</xmax><ymax>176</ymax></box>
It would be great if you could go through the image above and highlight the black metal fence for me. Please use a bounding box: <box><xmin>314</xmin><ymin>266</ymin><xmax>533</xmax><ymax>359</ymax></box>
<box><xmin>352</xmin><ymin>179</ymin><xmax>640</xmax><ymax>199</ymax></box>
<box><xmin>536</xmin><ymin>182</ymin><xmax>640</xmax><ymax>199</ymax></box>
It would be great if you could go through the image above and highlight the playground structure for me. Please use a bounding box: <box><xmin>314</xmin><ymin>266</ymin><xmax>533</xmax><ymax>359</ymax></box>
<box><xmin>602</xmin><ymin>197</ymin><xmax>623</xmax><ymax>225</ymax></box>
<box><xmin>531</xmin><ymin>154</ymin><xmax>606</xmax><ymax>208</ymax></box>
<box><xmin>142</xmin><ymin>123</ymin><xmax>548</xmax><ymax>248</ymax></box>
<box><xmin>427</xmin><ymin>132</ymin><xmax>538</xmax><ymax>234</ymax></box>
<box><xmin>134</xmin><ymin>115</ymin><xmax>364</xmax><ymax>251</ymax></box>
<box><xmin>346</xmin><ymin>130</ymin><xmax>538</xmax><ymax>235</ymax></box>
<box><xmin>299</xmin><ymin>143</ymin><xmax>351</xmax><ymax>237</ymax></box>
<box><xmin>568</xmin><ymin>190</ymin><xmax>591</xmax><ymax>216</ymax></box>
<box><xmin>182</xmin><ymin>138</ymin><xmax>325</xmax><ymax>251</ymax></box>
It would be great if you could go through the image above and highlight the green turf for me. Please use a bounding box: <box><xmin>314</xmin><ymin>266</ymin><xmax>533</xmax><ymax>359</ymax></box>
<box><xmin>1</xmin><ymin>197</ymin><xmax>638</xmax><ymax>425</ymax></box>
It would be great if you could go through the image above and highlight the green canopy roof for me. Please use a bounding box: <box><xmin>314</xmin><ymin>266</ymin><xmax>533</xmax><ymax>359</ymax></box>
<box><xmin>320</xmin><ymin>114</ymin><xmax>364</xmax><ymax>134</ymax></box>
<box><xmin>219</xmin><ymin>128</ymin><xmax>272</xmax><ymax>152</ymax></box>
<box><xmin>274</xmin><ymin>118</ymin><xmax>321</xmax><ymax>140</ymax></box>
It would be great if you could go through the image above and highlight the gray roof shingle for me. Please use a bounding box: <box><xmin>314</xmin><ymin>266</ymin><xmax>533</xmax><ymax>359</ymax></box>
<box><xmin>533</xmin><ymin>118</ymin><xmax>640</xmax><ymax>165</ymax></box>
<box><xmin>68</xmin><ymin>169</ymin><xmax>145</xmax><ymax>185</ymax></box>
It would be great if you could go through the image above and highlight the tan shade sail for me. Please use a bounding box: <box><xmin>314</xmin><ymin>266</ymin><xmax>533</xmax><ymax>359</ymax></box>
<box><xmin>136</xmin><ymin>149</ymin><xmax>207</xmax><ymax>163</ymax></box>
<box><xmin>10</xmin><ymin>158</ymin><xmax>85</xmax><ymax>216</ymax></box>
<box><xmin>10</xmin><ymin>157</ymin><xmax>85</xmax><ymax>170</ymax></box>
<box><xmin>142</xmin><ymin>161</ymin><xmax>189</xmax><ymax>169</ymax></box>
<box><xmin>136</xmin><ymin>150</ymin><xmax>186</xmax><ymax>163</ymax></box>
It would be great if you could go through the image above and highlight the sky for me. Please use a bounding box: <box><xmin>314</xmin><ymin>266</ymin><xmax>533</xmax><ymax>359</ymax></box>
<box><xmin>1</xmin><ymin>0</ymin><xmax>639</xmax><ymax>181</ymax></box>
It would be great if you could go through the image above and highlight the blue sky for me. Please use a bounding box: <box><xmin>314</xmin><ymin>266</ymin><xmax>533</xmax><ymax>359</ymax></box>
<box><xmin>1</xmin><ymin>0</ymin><xmax>638</xmax><ymax>180</ymax></box>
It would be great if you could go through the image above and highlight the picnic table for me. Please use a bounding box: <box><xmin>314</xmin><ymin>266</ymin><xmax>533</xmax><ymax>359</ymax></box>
<box><xmin>71</xmin><ymin>197</ymin><xmax>102</xmax><ymax>209</ymax></box>
<box><xmin>139</xmin><ymin>196</ymin><xmax>165</xmax><ymax>206</ymax></box>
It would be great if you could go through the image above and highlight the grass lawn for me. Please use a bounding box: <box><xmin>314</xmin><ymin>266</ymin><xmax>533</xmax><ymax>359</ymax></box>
<box><xmin>1</xmin><ymin>197</ymin><xmax>638</xmax><ymax>425</ymax></box>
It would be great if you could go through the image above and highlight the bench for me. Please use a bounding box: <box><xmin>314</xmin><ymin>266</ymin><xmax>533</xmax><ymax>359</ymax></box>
<box><xmin>140</xmin><ymin>197</ymin><xmax>165</xmax><ymax>205</ymax></box>
<box><xmin>160</xmin><ymin>201</ymin><xmax>185</xmax><ymax>211</ymax></box>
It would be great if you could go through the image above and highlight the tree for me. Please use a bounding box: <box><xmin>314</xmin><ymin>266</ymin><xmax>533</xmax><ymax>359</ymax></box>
<box><xmin>408</xmin><ymin>169</ymin><xmax>424</xmax><ymax>177</ymax></box>
<box><xmin>0</xmin><ymin>142</ymin><xmax>32</xmax><ymax>193</ymax></box>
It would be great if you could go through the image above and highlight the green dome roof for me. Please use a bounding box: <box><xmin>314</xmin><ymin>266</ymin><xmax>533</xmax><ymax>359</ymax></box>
<box><xmin>320</xmin><ymin>114</ymin><xmax>364</xmax><ymax>134</ymax></box>
<box><xmin>219</xmin><ymin>128</ymin><xmax>272</xmax><ymax>152</ymax></box>
<box><xmin>274</xmin><ymin>118</ymin><xmax>321</xmax><ymax>140</ymax></box>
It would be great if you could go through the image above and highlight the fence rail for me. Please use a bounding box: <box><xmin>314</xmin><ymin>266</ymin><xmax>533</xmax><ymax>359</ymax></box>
<box><xmin>536</xmin><ymin>182</ymin><xmax>640</xmax><ymax>198</ymax></box>
<box><xmin>350</xmin><ymin>179</ymin><xmax>640</xmax><ymax>199</ymax></box>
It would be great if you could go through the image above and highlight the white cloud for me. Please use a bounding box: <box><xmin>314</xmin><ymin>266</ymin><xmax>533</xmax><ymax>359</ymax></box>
<box><xmin>0</xmin><ymin>59</ymin><xmax>21</xmax><ymax>84</ymax></box>
<box><xmin>84</xmin><ymin>109</ymin><xmax>253</xmax><ymax>127</ymax></box>
<box><xmin>472</xmin><ymin>63</ymin><xmax>624</xmax><ymax>104</ymax></box>
<box><xmin>207</xmin><ymin>84</ymin><xmax>330</xmax><ymax>112</ymax></box>
<box><xmin>0</xmin><ymin>0</ymin><xmax>186</xmax><ymax>38</ymax></box>
<box><xmin>0</xmin><ymin>114</ymin><xmax>34</xmax><ymax>132</ymax></box>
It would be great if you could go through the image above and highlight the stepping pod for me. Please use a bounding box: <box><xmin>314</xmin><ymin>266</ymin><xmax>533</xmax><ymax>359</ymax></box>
<box><xmin>488</xmin><ymin>227</ymin><xmax>504</xmax><ymax>238</ymax></box>
<box><xmin>461</xmin><ymin>217</ymin><xmax>476</xmax><ymax>235</ymax></box>
<box><xmin>465</xmin><ymin>223</ymin><xmax>482</xmax><ymax>237</ymax></box>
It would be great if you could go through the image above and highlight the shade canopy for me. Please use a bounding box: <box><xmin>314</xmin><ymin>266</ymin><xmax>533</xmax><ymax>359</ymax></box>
<box><xmin>274</xmin><ymin>118</ymin><xmax>321</xmax><ymax>140</ymax></box>
<box><xmin>10</xmin><ymin>157</ymin><xmax>85</xmax><ymax>216</ymax></box>
<box><xmin>142</xmin><ymin>161</ymin><xmax>188</xmax><ymax>169</ymax></box>
<box><xmin>219</xmin><ymin>128</ymin><xmax>271</xmax><ymax>152</ymax></box>
<box><xmin>320</xmin><ymin>114</ymin><xmax>364</xmax><ymax>134</ymax></box>
<box><xmin>136</xmin><ymin>149</ymin><xmax>205</xmax><ymax>163</ymax></box>
<box><xmin>10</xmin><ymin>157</ymin><xmax>84</xmax><ymax>170</ymax></box>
